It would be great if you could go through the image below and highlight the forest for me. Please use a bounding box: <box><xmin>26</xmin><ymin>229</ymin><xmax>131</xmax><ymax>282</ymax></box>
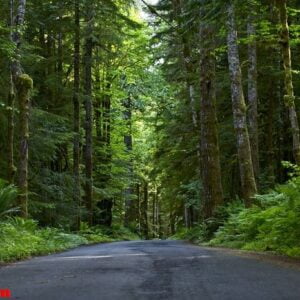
<box><xmin>1</xmin><ymin>0</ymin><xmax>300</xmax><ymax>262</ymax></box>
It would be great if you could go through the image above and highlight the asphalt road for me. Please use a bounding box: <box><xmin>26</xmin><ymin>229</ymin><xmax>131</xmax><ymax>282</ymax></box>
<box><xmin>1</xmin><ymin>240</ymin><xmax>300</xmax><ymax>300</ymax></box>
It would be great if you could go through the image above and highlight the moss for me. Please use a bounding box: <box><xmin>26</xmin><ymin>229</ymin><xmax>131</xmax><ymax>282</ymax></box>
<box><xmin>16</xmin><ymin>74</ymin><xmax>33</xmax><ymax>90</ymax></box>
<box><xmin>284</xmin><ymin>95</ymin><xmax>295</xmax><ymax>107</ymax></box>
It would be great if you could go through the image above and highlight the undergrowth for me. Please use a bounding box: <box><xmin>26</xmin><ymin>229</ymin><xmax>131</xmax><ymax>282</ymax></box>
<box><xmin>174</xmin><ymin>175</ymin><xmax>300</xmax><ymax>258</ymax></box>
<box><xmin>0</xmin><ymin>218</ymin><xmax>139</xmax><ymax>263</ymax></box>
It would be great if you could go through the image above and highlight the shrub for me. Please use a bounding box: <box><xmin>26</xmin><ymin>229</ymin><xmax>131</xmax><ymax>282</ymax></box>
<box><xmin>209</xmin><ymin>177</ymin><xmax>300</xmax><ymax>257</ymax></box>
<box><xmin>0</xmin><ymin>179</ymin><xmax>19</xmax><ymax>218</ymax></box>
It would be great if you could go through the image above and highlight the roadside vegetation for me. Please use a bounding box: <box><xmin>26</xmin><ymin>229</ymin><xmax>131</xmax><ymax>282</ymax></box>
<box><xmin>0</xmin><ymin>217</ymin><xmax>139</xmax><ymax>263</ymax></box>
<box><xmin>173</xmin><ymin>168</ymin><xmax>300</xmax><ymax>258</ymax></box>
<box><xmin>0</xmin><ymin>180</ymin><xmax>138</xmax><ymax>263</ymax></box>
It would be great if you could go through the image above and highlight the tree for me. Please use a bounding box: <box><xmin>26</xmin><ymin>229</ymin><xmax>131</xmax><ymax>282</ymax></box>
<box><xmin>247</xmin><ymin>2</ymin><xmax>259</xmax><ymax>182</ymax></box>
<box><xmin>199</xmin><ymin>0</ymin><xmax>224</xmax><ymax>218</ymax></box>
<box><xmin>73</xmin><ymin>0</ymin><xmax>81</xmax><ymax>227</ymax></box>
<box><xmin>11</xmin><ymin>0</ymin><xmax>33</xmax><ymax>218</ymax></box>
<box><xmin>226</xmin><ymin>2</ymin><xmax>257</xmax><ymax>205</ymax></box>
<box><xmin>83</xmin><ymin>4</ymin><xmax>94</xmax><ymax>226</ymax></box>
<box><xmin>7</xmin><ymin>0</ymin><xmax>15</xmax><ymax>184</ymax></box>
<box><xmin>276</xmin><ymin>0</ymin><xmax>300</xmax><ymax>165</ymax></box>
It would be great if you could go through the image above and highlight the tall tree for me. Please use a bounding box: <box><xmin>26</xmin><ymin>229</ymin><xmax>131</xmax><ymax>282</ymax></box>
<box><xmin>227</xmin><ymin>2</ymin><xmax>257</xmax><ymax>205</ymax></box>
<box><xmin>83</xmin><ymin>1</ymin><xmax>94</xmax><ymax>225</ymax></box>
<box><xmin>12</xmin><ymin>0</ymin><xmax>33</xmax><ymax>217</ymax></box>
<box><xmin>123</xmin><ymin>93</ymin><xmax>134</xmax><ymax>227</ymax></box>
<box><xmin>141</xmin><ymin>182</ymin><xmax>149</xmax><ymax>239</ymax></box>
<box><xmin>276</xmin><ymin>0</ymin><xmax>300</xmax><ymax>165</ymax></box>
<box><xmin>247</xmin><ymin>2</ymin><xmax>259</xmax><ymax>182</ymax></box>
<box><xmin>199</xmin><ymin>1</ymin><xmax>223</xmax><ymax>218</ymax></box>
<box><xmin>73</xmin><ymin>0</ymin><xmax>81</xmax><ymax>226</ymax></box>
<box><xmin>7</xmin><ymin>0</ymin><xmax>15</xmax><ymax>183</ymax></box>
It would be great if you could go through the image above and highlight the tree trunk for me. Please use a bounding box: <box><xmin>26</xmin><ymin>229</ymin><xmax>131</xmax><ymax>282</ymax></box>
<box><xmin>11</xmin><ymin>0</ymin><xmax>33</xmax><ymax>217</ymax></box>
<box><xmin>123</xmin><ymin>95</ymin><xmax>134</xmax><ymax>228</ymax></box>
<box><xmin>227</xmin><ymin>3</ymin><xmax>257</xmax><ymax>205</ymax></box>
<box><xmin>141</xmin><ymin>182</ymin><xmax>149</xmax><ymax>239</ymax></box>
<box><xmin>97</xmin><ymin>80</ymin><xmax>113</xmax><ymax>227</ymax></box>
<box><xmin>172</xmin><ymin>0</ymin><xmax>199</xmax><ymax>141</ymax></box>
<box><xmin>16</xmin><ymin>74</ymin><xmax>33</xmax><ymax>218</ymax></box>
<box><xmin>199</xmin><ymin>2</ymin><xmax>223</xmax><ymax>219</ymax></box>
<box><xmin>7</xmin><ymin>0</ymin><xmax>16</xmax><ymax>183</ymax></box>
<box><xmin>152</xmin><ymin>189</ymin><xmax>156</xmax><ymax>237</ymax></box>
<box><xmin>73</xmin><ymin>0</ymin><xmax>81</xmax><ymax>228</ymax></box>
<box><xmin>83</xmin><ymin>6</ymin><xmax>94</xmax><ymax>225</ymax></box>
<box><xmin>137</xmin><ymin>183</ymin><xmax>141</xmax><ymax>234</ymax></box>
<box><xmin>277</xmin><ymin>0</ymin><xmax>300</xmax><ymax>165</ymax></box>
<box><xmin>247</xmin><ymin>11</ymin><xmax>260</xmax><ymax>182</ymax></box>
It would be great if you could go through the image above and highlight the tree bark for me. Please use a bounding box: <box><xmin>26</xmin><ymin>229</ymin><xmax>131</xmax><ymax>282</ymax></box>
<box><xmin>247</xmin><ymin>11</ymin><xmax>260</xmax><ymax>182</ymax></box>
<box><xmin>123</xmin><ymin>95</ymin><xmax>134</xmax><ymax>228</ymax></box>
<box><xmin>227</xmin><ymin>3</ymin><xmax>257</xmax><ymax>205</ymax></box>
<box><xmin>7</xmin><ymin>75</ymin><xmax>15</xmax><ymax>184</ymax></box>
<box><xmin>172</xmin><ymin>0</ymin><xmax>199</xmax><ymax>138</ymax></box>
<box><xmin>7</xmin><ymin>0</ymin><xmax>16</xmax><ymax>183</ymax></box>
<box><xmin>199</xmin><ymin>2</ymin><xmax>224</xmax><ymax>219</ymax></box>
<box><xmin>73</xmin><ymin>0</ymin><xmax>81</xmax><ymax>228</ymax></box>
<box><xmin>16</xmin><ymin>74</ymin><xmax>33</xmax><ymax>218</ymax></box>
<box><xmin>97</xmin><ymin>79</ymin><xmax>113</xmax><ymax>227</ymax></box>
<box><xmin>83</xmin><ymin>6</ymin><xmax>94</xmax><ymax>225</ymax></box>
<box><xmin>277</xmin><ymin>0</ymin><xmax>300</xmax><ymax>165</ymax></box>
<box><xmin>141</xmin><ymin>182</ymin><xmax>149</xmax><ymax>239</ymax></box>
<box><xmin>11</xmin><ymin>0</ymin><xmax>33</xmax><ymax>217</ymax></box>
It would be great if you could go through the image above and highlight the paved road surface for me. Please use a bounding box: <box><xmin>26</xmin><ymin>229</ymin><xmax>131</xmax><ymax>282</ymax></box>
<box><xmin>0</xmin><ymin>240</ymin><xmax>300</xmax><ymax>300</ymax></box>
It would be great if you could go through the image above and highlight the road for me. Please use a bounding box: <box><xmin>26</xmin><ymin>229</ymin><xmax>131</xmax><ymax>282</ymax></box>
<box><xmin>0</xmin><ymin>240</ymin><xmax>300</xmax><ymax>300</ymax></box>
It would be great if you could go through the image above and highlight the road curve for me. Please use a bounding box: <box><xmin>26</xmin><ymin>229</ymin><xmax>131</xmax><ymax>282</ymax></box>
<box><xmin>0</xmin><ymin>240</ymin><xmax>300</xmax><ymax>300</ymax></box>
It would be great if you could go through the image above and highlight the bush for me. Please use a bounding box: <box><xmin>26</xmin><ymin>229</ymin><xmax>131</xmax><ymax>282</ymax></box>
<box><xmin>0</xmin><ymin>218</ymin><xmax>89</xmax><ymax>262</ymax></box>
<box><xmin>0</xmin><ymin>179</ymin><xmax>19</xmax><ymax>217</ymax></box>
<box><xmin>0</xmin><ymin>215</ymin><xmax>141</xmax><ymax>263</ymax></box>
<box><xmin>79</xmin><ymin>223</ymin><xmax>140</xmax><ymax>243</ymax></box>
<box><xmin>172</xmin><ymin>201</ymin><xmax>245</xmax><ymax>243</ymax></box>
<box><xmin>209</xmin><ymin>177</ymin><xmax>300</xmax><ymax>257</ymax></box>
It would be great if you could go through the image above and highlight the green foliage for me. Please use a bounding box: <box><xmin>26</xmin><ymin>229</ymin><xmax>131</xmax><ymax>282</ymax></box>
<box><xmin>172</xmin><ymin>201</ymin><xmax>244</xmax><ymax>242</ymax></box>
<box><xmin>0</xmin><ymin>218</ymin><xmax>140</xmax><ymax>263</ymax></box>
<box><xmin>0</xmin><ymin>218</ymin><xmax>88</xmax><ymax>262</ymax></box>
<box><xmin>209</xmin><ymin>177</ymin><xmax>300</xmax><ymax>257</ymax></box>
<box><xmin>0</xmin><ymin>179</ymin><xmax>19</xmax><ymax>217</ymax></box>
<box><xmin>79</xmin><ymin>222</ymin><xmax>140</xmax><ymax>243</ymax></box>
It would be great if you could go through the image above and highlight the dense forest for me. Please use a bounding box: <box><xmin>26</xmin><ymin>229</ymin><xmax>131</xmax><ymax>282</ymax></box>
<box><xmin>1</xmin><ymin>0</ymin><xmax>300</xmax><ymax>261</ymax></box>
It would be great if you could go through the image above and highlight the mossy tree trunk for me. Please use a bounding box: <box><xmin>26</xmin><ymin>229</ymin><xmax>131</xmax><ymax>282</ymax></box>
<box><xmin>8</xmin><ymin>71</ymin><xmax>16</xmax><ymax>184</ymax></box>
<box><xmin>247</xmin><ymin>8</ymin><xmax>260</xmax><ymax>183</ymax></box>
<box><xmin>7</xmin><ymin>0</ymin><xmax>16</xmax><ymax>183</ymax></box>
<box><xmin>11</xmin><ymin>0</ymin><xmax>33</xmax><ymax>217</ymax></box>
<box><xmin>73</xmin><ymin>0</ymin><xmax>81</xmax><ymax>228</ymax></box>
<box><xmin>227</xmin><ymin>2</ymin><xmax>257</xmax><ymax>205</ymax></box>
<box><xmin>83</xmin><ymin>5</ymin><xmax>94</xmax><ymax>226</ymax></box>
<box><xmin>277</xmin><ymin>0</ymin><xmax>300</xmax><ymax>165</ymax></box>
<box><xmin>16</xmin><ymin>74</ymin><xmax>33</xmax><ymax>218</ymax></box>
<box><xmin>172</xmin><ymin>0</ymin><xmax>200</xmax><ymax>224</ymax></box>
<box><xmin>199</xmin><ymin>1</ymin><xmax>224</xmax><ymax>219</ymax></box>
